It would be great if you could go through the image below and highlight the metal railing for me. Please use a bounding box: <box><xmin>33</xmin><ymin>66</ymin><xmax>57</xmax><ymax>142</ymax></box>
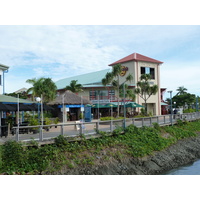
<box><xmin>1</xmin><ymin>112</ymin><xmax>200</xmax><ymax>142</ymax></box>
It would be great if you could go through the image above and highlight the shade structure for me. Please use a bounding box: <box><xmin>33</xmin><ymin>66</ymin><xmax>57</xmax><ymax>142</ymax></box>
<box><xmin>30</xmin><ymin>103</ymin><xmax>54</xmax><ymax>111</ymax></box>
<box><xmin>91</xmin><ymin>104</ymin><xmax>107</xmax><ymax>108</ymax></box>
<box><xmin>104</xmin><ymin>103</ymin><xmax>117</xmax><ymax>108</ymax></box>
<box><xmin>85</xmin><ymin>104</ymin><xmax>92</xmax><ymax>107</ymax></box>
<box><xmin>125</xmin><ymin>102</ymin><xmax>144</xmax><ymax>108</ymax></box>
<box><xmin>7</xmin><ymin>103</ymin><xmax>35</xmax><ymax>111</ymax></box>
<box><xmin>0</xmin><ymin>103</ymin><xmax>16</xmax><ymax>111</ymax></box>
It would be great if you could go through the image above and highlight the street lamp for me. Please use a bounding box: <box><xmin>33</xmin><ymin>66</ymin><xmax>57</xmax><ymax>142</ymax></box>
<box><xmin>36</xmin><ymin>97</ymin><xmax>41</xmax><ymax>123</ymax></box>
<box><xmin>174</xmin><ymin>102</ymin><xmax>176</xmax><ymax>109</ymax></box>
<box><xmin>167</xmin><ymin>91</ymin><xmax>173</xmax><ymax>126</ymax></box>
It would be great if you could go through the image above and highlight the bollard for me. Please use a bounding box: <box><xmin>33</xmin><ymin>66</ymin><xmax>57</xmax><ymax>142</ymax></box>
<box><xmin>39</xmin><ymin>126</ymin><xmax>43</xmax><ymax>142</ymax></box>
<box><xmin>16</xmin><ymin>128</ymin><xmax>19</xmax><ymax>142</ymax></box>
<box><xmin>110</xmin><ymin>120</ymin><xmax>113</xmax><ymax>132</ymax></box>
<box><xmin>150</xmin><ymin>117</ymin><xmax>152</xmax><ymax>127</ymax></box>
<box><xmin>61</xmin><ymin>125</ymin><xmax>64</xmax><ymax>136</ymax></box>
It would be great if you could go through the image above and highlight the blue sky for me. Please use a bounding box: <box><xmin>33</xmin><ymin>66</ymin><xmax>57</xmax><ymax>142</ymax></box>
<box><xmin>1</xmin><ymin>25</ymin><xmax>200</xmax><ymax>99</ymax></box>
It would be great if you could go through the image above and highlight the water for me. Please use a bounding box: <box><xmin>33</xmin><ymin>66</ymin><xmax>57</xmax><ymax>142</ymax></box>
<box><xmin>163</xmin><ymin>159</ymin><xmax>200</xmax><ymax>175</ymax></box>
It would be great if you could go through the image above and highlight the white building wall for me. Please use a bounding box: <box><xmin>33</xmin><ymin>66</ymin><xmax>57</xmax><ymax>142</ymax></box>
<box><xmin>0</xmin><ymin>70</ymin><xmax>3</xmax><ymax>94</ymax></box>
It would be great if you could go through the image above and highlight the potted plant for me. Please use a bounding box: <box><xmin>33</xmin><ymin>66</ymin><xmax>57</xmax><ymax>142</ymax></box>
<box><xmin>44</xmin><ymin>117</ymin><xmax>52</xmax><ymax>131</ymax></box>
<box><xmin>53</xmin><ymin>117</ymin><xmax>59</xmax><ymax>128</ymax></box>
<box><xmin>28</xmin><ymin>117</ymin><xmax>39</xmax><ymax>134</ymax></box>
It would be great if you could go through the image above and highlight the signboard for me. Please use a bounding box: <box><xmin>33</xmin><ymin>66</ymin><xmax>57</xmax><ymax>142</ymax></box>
<box><xmin>91</xmin><ymin>99</ymin><xmax>110</xmax><ymax>104</ymax></box>
<box><xmin>84</xmin><ymin>106</ymin><xmax>92</xmax><ymax>122</ymax></box>
<box><xmin>58</xmin><ymin>105</ymin><xmax>84</xmax><ymax>108</ymax></box>
<box><xmin>120</xmin><ymin>66</ymin><xmax>128</xmax><ymax>77</ymax></box>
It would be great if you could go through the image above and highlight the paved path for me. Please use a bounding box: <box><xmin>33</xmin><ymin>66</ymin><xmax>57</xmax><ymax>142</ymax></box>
<box><xmin>0</xmin><ymin>116</ymin><xmax>173</xmax><ymax>143</ymax></box>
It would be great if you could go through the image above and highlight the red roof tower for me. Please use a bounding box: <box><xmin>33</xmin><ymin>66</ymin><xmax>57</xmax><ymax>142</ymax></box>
<box><xmin>109</xmin><ymin>53</ymin><xmax>163</xmax><ymax>66</ymax></box>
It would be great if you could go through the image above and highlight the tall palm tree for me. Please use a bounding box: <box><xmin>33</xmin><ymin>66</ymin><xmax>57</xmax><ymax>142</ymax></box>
<box><xmin>65</xmin><ymin>80</ymin><xmax>83</xmax><ymax>93</ymax></box>
<box><xmin>135</xmin><ymin>74</ymin><xmax>158</xmax><ymax>115</ymax></box>
<box><xmin>102</xmin><ymin>65</ymin><xmax>135</xmax><ymax>116</ymax></box>
<box><xmin>26</xmin><ymin>77</ymin><xmax>57</xmax><ymax>103</ymax></box>
<box><xmin>26</xmin><ymin>77</ymin><xmax>45</xmax><ymax>100</ymax></box>
<box><xmin>176</xmin><ymin>86</ymin><xmax>187</xmax><ymax>95</ymax></box>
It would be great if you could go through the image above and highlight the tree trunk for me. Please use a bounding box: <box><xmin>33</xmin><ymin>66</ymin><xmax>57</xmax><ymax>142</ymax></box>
<box><xmin>144</xmin><ymin>100</ymin><xmax>148</xmax><ymax>115</ymax></box>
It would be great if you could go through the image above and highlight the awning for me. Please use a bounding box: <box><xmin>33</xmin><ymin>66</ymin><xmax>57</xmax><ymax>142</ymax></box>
<box><xmin>125</xmin><ymin>102</ymin><xmax>144</xmax><ymax>108</ymax></box>
<box><xmin>91</xmin><ymin>104</ymin><xmax>107</xmax><ymax>108</ymax></box>
<box><xmin>104</xmin><ymin>103</ymin><xmax>117</xmax><ymax>108</ymax></box>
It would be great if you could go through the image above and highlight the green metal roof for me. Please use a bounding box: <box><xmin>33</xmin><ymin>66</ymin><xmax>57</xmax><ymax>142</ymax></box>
<box><xmin>55</xmin><ymin>68</ymin><xmax>111</xmax><ymax>90</ymax></box>
<box><xmin>0</xmin><ymin>94</ymin><xmax>35</xmax><ymax>104</ymax></box>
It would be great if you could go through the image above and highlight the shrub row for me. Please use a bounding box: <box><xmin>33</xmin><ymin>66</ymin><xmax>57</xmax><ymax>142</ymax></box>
<box><xmin>0</xmin><ymin>119</ymin><xmax>199</xmax><ymax>174</ymax></box>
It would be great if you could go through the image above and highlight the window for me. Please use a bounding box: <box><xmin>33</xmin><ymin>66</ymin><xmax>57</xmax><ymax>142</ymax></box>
<box><xmin>99</xmin><ymin>90</ymin><xmax>107</xmax><ymax>99</ymax></box>
<box><xmin>0</xmin><ymin>75</ymin><xmax>1</xmax><ymax>85</ymax></box>
<box><xmin>89</xmin><ymin>90</ymin><xmax>115</xmax><ymax>100</ymax></box>
<box><xmin>89</xmin><ymin>90</ymin><xmax>97</xmax><ymax>100</ymax></box>
<box><xmin>141</xmin><ymin>67</ymin><xmax>155</xmax><ymax>79</ymax></box>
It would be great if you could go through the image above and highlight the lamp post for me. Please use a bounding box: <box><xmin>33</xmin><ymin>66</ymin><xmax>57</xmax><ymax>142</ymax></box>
<box><xmin>62</xmin><ymin>93</ymin><xmax>66</xmax><ymax>124</ymax></box>
<box><xmin>167</xmin><ymin>91</ymin><xmax>173</xmax><ymax>126</ymax></box>
<box><xmin>36</xmin><ymin>97</ymin><xmax>41</xmax><ymax>123</ymax></box>
<box><xmin>123</xmin><ymin>83</ymin><xmax>126</xmax><ymax>128</ymax></box>
<box><xmin>196</xmin><ymin>96</ymin><xmax>199</xmax><ymax>112</ymax></box>
<box><xmin>174</xmin><ymin>102</ymin><xmax>176</xmax><ymax>110</ymax></box>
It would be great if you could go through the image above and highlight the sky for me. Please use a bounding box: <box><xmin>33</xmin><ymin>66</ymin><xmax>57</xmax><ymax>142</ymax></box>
<box><xmin>1</xmin><ymin>25</ymin><xmax>200</xmax><ymax>99</ymax></box>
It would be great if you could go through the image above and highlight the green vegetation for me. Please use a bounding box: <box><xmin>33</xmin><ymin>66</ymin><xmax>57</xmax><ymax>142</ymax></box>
<box><xmin>0</xmin><ymin>120</ymin><xmax>199</xmax><ymax>174</ymax></box>
<box><xmin>135</xmin><ymin>74</ymin><xmax>158</xmax><ymax>115</ymax></box>
<box><xmin>100</xmin><ymin>116</ymin><xmax>124</xmax><ymax>121</ymax></box>
<box><xmin>65</xmin><ymin>80</ymin><xmax>83</xmax><ymax>93</ymax></box>
<box><xmin>26</xmin><ymin>77</ymin><xmax>57</xmax><ymax>102</ymax></box>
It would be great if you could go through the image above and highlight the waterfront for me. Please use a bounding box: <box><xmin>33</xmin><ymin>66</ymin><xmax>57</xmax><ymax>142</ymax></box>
<box><xmin>164</xmin><ymin>159</ymin><xmax>200</xmax><ymax>175</ymax></box>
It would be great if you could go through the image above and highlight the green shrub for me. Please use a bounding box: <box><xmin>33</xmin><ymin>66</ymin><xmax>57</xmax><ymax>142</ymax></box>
<box><xmin>1</xmin><ymin>141</ymin><xmax>27</xmax><ymax>174</ymax></box>
<box><xmin>152</xmin><ymin>123</ymin><xmax>161</xmax><ymax>131</ymax></box>
<box><xmin>100</xmin><ymin>116</ymin><xmax>124</xmax><ymax>121</ymax></box>
<box><xmin>54</xmin><ymin>135</ymin><xmax>69</xmax><ymax>148</ymax></box>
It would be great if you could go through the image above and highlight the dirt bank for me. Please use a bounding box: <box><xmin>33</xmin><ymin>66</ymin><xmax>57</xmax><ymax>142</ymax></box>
<box><xmin>44</xmin><ymin>134</ymin><xmax>200</xmax><ymax>175</ymax></box>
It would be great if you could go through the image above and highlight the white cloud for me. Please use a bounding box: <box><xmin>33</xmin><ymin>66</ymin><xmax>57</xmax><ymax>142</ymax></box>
<box><xmin>161</xmin><ymin>61</ymin><xmax>200</xmax><ymax>98</ymax></box>
<box><xmin>1</xmin><ymin>25</ymin><xmax>200</xmax><ymax>94</ymax></box>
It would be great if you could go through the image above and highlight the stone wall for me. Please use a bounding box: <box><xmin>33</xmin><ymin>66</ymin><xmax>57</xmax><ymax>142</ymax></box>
<box><xmin>44</xmin><ymin>134</ymin><xmax>200</xmax><ymax>175</ymax></box>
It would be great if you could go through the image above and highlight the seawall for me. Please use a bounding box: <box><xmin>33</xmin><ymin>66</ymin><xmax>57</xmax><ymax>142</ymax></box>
<box><xmin>45</xmin><ymin>133</ymin><xmax>200</xmax><ymax>175</ymax></box>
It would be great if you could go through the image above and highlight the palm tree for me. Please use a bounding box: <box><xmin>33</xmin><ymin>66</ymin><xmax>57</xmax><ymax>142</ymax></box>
<box><xmin>42</xmin><ymin>78</ymin><xmax>57</xmax><ymax>102</ymax></box>
<box><xmin>26</xmin><ymin>77</ymin><xmax>44</xmax><ymax>100</ymax></box>
<box><xmin>26</xmin><ymin>77</ymin><xmax>57</xmax><ymax>103</ymax></box>
<box><xmin>102</xmin><ymin>64</ymin><xmax>135</xmax><ymax>116</ymax></box>
<box><xmin>176</xmin><ymin>86</ymin><xmax>187</xmax><ymax>95</ymax></box>
<box><xmin>135</xmin><ymin>74</ymin><xmax>158</xmax><ymax>115</ymax></box>
<box><xmin>65</xmin><ymin>80</ymin><xmax>83</xmax><ymax>93</ymax></box>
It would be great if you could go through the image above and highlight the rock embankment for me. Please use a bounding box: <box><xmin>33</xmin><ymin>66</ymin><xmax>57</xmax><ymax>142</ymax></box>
<box><xmin>46</xmin><ymin>134</ymin><xmax>200</xmax><ymax>175</ymax></box>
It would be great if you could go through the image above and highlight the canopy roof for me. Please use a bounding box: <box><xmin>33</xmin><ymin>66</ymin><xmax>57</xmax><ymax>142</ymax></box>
<box><xmin>125</xmin><ymin>102</ymin><xmax>144</xmax><ymax>108</ymax></box>
<box><xmin>0</xmin><ymin>94</ymin><xmax>35</xmax><ymax>104</ymax></box>
<box><xmin>48</xmin><ymin>91</ymin><xmax>91</xmax><ymax>105</ymax></box>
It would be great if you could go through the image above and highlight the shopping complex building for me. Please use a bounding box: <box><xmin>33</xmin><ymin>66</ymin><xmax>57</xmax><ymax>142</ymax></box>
<box><xmin>55</xmin><ymin>52</ymin><xmax>167</xmax><ymax>117</ymax></box>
